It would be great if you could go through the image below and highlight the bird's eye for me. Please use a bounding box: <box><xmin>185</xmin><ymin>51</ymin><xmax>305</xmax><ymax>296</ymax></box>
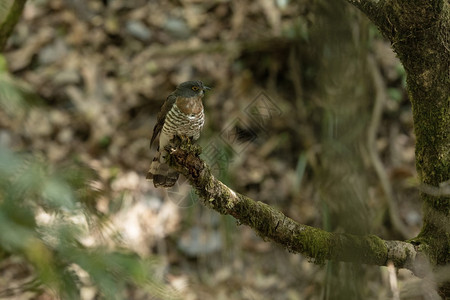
<box><xmin>192</xmin><ymin>86</ymin><xmax>200</xmax><ymax>91</ymax></box>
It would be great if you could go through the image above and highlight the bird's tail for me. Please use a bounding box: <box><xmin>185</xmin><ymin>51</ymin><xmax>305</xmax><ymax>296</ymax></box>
<box><xmin>146</xmin><ymin>151</ymin><xmax>179</xmax><ymax>188</ymax></box>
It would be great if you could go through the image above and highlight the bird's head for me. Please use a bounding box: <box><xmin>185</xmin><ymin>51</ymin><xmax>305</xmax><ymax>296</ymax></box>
<box><xmin>175</xmin><ymin>81</ymin><xmax>210</xmax><ymax>98</ymax></box>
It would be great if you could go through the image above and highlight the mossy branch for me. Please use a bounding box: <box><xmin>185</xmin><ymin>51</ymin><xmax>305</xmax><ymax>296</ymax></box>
<box><xmin>166</xmin><ymin>139</ymin><xmax>423</xmax><ymax>274</ymax></box>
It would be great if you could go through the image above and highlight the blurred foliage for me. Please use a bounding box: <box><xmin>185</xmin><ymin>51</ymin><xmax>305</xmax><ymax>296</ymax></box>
<box><xmin>0</xmin><ymin>147</ymin><xmax>175</xmax><ymax>298</ymax></box>
<box><xmin>0</xmin><ymin>54</ymin><xmax>41</xmax><ymax>117</ymax></box>
<box><xmin>0</xmin><ymin>0</ymin><xmax>27</xmax><ymax>50</ymax></box>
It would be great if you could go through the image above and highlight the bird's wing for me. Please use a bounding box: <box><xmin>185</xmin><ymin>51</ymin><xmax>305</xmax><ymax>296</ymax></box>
<box><xmin>150</xmin><ymin>93</ymin><xmax>177</xmax><ymax>148</ymax></box>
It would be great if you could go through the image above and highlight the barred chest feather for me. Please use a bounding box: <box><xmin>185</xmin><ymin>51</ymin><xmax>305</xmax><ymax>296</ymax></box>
<box><xmin>161</xmin><ymin>102</ymin><xmax>205</xmax><ymax>145</ymax></box>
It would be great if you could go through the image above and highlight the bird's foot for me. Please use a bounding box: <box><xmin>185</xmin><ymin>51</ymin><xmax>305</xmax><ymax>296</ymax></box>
<box><xmin>179</xmin><ymin>136</ymin><xmax>201</xmax><ymax>156</ymax></box>
<box><xmin>167</xmin><ymin>135</ymin><xmax>201</xmax><ymax>156</ymax></box>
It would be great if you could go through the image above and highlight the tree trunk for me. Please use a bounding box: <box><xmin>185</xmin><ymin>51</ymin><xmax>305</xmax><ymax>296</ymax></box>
<box><xmin>348</xmin><ymin>0</ymin><xmax>450</xmax><ymax>297</ymax></box>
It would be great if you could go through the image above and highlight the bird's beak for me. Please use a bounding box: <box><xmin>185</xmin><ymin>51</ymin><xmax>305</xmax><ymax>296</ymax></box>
<box><xmin>203</xmin><ymin>86</ymin><xmax>211</xmax><ymax>91</ymax></box>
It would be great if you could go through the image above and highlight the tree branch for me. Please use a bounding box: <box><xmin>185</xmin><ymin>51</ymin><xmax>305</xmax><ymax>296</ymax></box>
<box><xmin>166</xmin><ymin>139</ymin><xmax>422</xmax><ymax>273</ymax></box>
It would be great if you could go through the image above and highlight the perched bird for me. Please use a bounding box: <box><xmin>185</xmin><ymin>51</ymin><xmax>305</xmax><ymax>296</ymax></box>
<box><xmin>147</xmin><ymin>81</ymin><xmax>209</xmax><ymax>188</ymax></box>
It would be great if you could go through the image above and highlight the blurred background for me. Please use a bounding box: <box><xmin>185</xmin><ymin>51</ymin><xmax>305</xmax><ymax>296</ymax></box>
<box><xmin>0</xmin><ymin>0</ymin><xmax>429</xmax><ymax>299</ymax></box>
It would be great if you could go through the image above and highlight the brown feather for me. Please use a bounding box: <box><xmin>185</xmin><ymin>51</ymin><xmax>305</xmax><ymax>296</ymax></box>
<box><xmin>150</xmin><ymin>93</ymin><xmax>177</xmax><ymax>148</ymax></box>
<box><xmin>176</xmin><ymin>96</ymin><xmax>203</xmax><ymax>115</ymax></box>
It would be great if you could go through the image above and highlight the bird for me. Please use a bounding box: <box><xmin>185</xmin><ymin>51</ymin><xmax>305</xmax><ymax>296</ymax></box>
<box><xmin>147</xmin><ymin>81</ymin><xmax>209</xmax><ymax>188</ymax></box>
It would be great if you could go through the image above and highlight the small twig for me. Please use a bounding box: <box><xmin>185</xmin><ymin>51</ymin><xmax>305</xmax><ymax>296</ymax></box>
<box><xmin>387</xmin><ymin>261</ymin><xmax>400</xmax><ymax>300</ymax></box>
<box><xmin>367</xmin><ymin>55</ymin><xmax>411</xmax><ymax>239</ymax></box>
<box><xmin>288</xmin><ymin>47</ymin><xmax>305</xmax><ymax>116</ymax></box>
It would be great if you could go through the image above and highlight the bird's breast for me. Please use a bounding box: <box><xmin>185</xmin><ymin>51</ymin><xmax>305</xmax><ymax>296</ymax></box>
<box><xmin>176</xmin><ymin>96</ymin><xmax>203</xmax><ymax>115</ymax></box>
<box><xmin>161</xmin><ymin>100</ymin><xmax>204</xmax><ymax>141</ymax></box>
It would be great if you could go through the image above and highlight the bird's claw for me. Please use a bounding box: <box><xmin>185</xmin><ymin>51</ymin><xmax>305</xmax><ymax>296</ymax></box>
<box><xmin>166</xmin><ymin>135</ymin><xmax>202</xmax><ymax>156</ymax></box>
